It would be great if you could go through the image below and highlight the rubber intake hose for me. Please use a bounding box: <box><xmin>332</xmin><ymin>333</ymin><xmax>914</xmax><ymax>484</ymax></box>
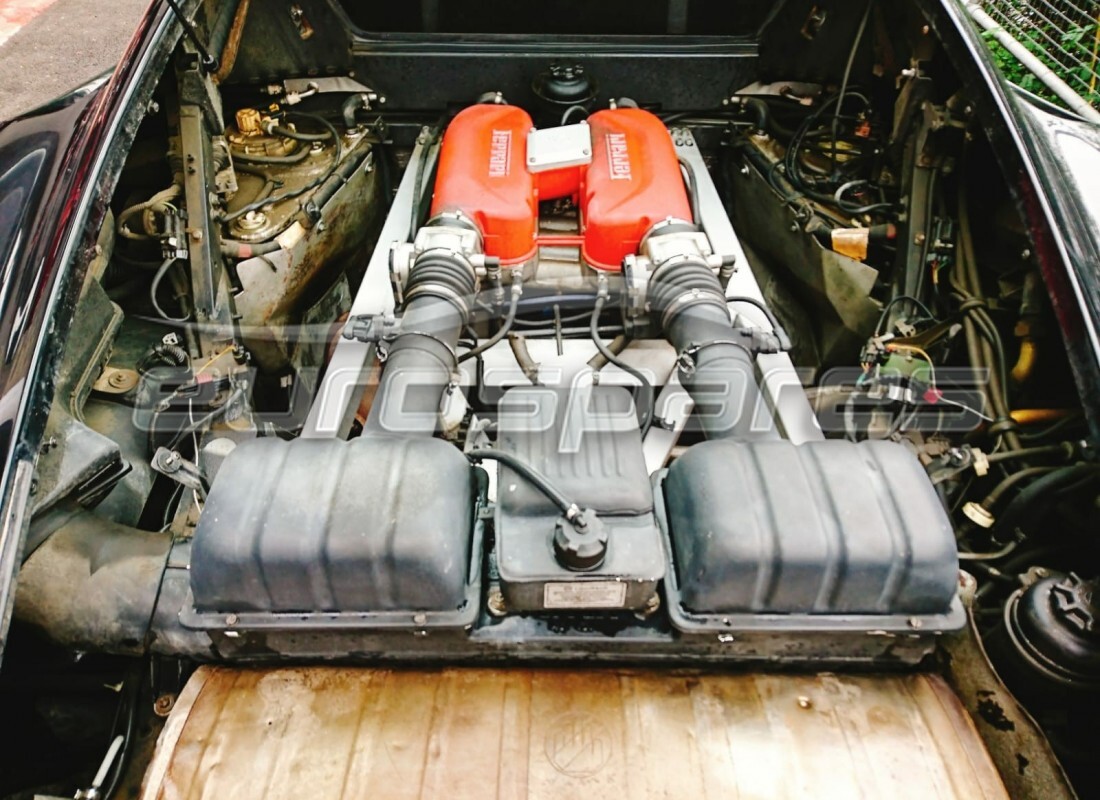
<box><xmin>648</xmin><ymin>257</ymin><xmax>771</xmax><ymax>440</ymax></box>
<box><xmin>364</xmin><ymin>250</ymin><xmax>477</xmax><ymax>435</ymax></box>
<box><xmin>14</xmin><ymin>510</ymin><xmax>171</xmax><ymax>655</ymax></box>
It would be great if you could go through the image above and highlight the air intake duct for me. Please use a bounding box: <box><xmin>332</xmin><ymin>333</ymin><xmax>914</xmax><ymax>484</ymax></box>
<box><xmin>648</xmin><ymin>252</ymin><xmax>771</xmax><ymax>440</ymax></box>
<box><xmin>366</xmin><ymin>231</ymin><xmax>478</xmax><ymax>435</ymax></box>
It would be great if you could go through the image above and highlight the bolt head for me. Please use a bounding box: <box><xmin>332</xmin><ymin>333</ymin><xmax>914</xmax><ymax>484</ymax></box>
<box><xmin>154</xmin><ymin>694</ymin><xmax>176</xmax><ymax>717</ymax></box>
<box><xmin>487</xmin><ymin>588</ymin><xmax>507</xmax><ymax>617</ymax></box>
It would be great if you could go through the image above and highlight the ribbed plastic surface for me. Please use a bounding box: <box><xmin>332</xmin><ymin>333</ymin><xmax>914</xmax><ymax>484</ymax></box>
<box><xmin>189</xmin><ymin>435</ymin><xmax>474</xmax><ymax>614</ymax></box>
<box><xmin>497</xmin><ymin>385</ymin><xmax>652</xmax><ymax>516</ymax></box>
<box><xmin>663</xmin><ymin>439</ymin><xmax>959</xmax><ymax>615</ymax></box>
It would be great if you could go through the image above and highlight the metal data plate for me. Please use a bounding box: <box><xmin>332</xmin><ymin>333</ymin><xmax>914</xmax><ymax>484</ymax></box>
<box><xmin>526</xmin><ymin>123</ymin><xmax>593</xmax><ymax>172</ymax></box>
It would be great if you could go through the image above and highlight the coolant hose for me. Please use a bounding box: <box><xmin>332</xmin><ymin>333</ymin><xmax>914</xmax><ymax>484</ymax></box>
<box><xmin>991</xmin><ymin>463</ymin><xmax>1100</xmax><ymax>541</ymax></box>
<box><xmin>648</xmin><ymin>257</ymin><xmax>771</xmax><ymax>440</ymax></box>
<box><xmin>590</xmin><ymin>293</ymin><xmax>654</xmax><ymax>437</ymax></box>
<box><xmin>364</xmin><ymin>250</ymin><xmax>477</xmax><ymax>435</ymax></box>
<box><xmin>458</xmin><ymin>275</ymin><xmax>522</xmax><ymax>364</ymax></box>
<box><xmin>466</xmin><ymin>449</ymin><xmax>584</xmax><ymax>524</ymax></box>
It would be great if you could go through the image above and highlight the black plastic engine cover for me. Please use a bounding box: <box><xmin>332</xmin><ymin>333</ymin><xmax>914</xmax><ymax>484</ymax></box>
<box><xmin>662</xmin><ymin>439</ymin><xmax>959</xmax><ymax>618</ymax></box>
<box><xmin>189</xmin><ymin>434</ymin><xmax>476</xmax><ymax>615</ymax></box>
<box><xmin>495</xmin><ymin>386</ymin><xmax>665</xmax><ymax>611</ymax></box>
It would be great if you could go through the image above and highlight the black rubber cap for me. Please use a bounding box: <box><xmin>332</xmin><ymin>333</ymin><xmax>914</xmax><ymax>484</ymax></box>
<box><xmin>553</xmin><ymin>509</ymin><xmax>608</xmax><ymax>571</ymax></box>
<box><xmin>1008</xmin><ymin>572</ymin><xmax>1100</xmax><ymax>687</ymax></box>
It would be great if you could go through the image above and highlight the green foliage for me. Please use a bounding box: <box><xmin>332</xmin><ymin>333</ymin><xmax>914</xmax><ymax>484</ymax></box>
<box><xmin>979</xmin><ymin>11</ymin><xmax>1100</xmax><ymax>110</ymax></box>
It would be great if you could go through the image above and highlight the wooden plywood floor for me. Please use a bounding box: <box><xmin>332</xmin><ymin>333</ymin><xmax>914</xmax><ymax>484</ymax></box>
<box><xmin>140</xmin><ymin>666</ymin><xmax>1008</xmax><ymax>800</ymax></box>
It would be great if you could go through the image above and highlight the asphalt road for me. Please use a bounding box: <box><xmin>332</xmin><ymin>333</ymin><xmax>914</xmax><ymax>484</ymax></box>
<box><xmin>0</xmin><ymin>0</ymin><xmax>150</xmax><ymax>122</ymax></box>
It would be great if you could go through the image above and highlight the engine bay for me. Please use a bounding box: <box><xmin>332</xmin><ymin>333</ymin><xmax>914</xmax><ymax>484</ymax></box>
<box><xmin>4</xmin><ymin>0</ymin><xmax>1099</xmax><ymax>795</ymax></box>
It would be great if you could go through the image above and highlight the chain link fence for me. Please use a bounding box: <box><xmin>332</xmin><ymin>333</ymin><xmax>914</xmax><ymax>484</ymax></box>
<box><xmin>979</xmin><ymin>0</ymin><xmax>1100</xmax><ymax>108</ymax></box>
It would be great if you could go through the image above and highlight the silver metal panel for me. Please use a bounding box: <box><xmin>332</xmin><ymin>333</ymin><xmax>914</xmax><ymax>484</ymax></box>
<box><xmin>300</xmin><ymin>136</ymin><xmax>431</xmax><ymax>438</ymax></box>
<box><xmin>526</xmin><ymin>122</ymin><xmax>593</xmax><ymax>172</ymax></box>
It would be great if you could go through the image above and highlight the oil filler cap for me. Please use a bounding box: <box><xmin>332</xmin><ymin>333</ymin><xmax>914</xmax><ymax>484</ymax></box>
<box><xmin>553</xmin><ymin>509</ymin><xmax>608</xmax><ymax>571</ymax></box>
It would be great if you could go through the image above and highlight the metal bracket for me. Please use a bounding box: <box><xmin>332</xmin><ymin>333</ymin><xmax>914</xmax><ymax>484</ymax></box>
<box><xmin>152</xmin><ymin>447</ymin><xmax>208</xmax><ymax>498</ymax></box>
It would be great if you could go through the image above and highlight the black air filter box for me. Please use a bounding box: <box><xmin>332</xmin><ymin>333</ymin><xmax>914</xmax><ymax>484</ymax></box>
<box><xmin>659</xmin><ymin>439</ymin><xmax>962</xmax><ymax>632</ymax></box>
<box><xmin>189</xmin><ymin>434</ymin><xmax>480</xmax><ymax>623</ymax></box>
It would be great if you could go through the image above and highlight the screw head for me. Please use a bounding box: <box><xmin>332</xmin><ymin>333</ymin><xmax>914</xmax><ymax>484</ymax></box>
<box><xmin>154</xmin><ymin>693</ymin><xmax>176</xmax><ymax>717</ymax></box>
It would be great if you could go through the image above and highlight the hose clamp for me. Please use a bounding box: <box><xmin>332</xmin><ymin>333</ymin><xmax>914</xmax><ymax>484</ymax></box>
<box><xmin>660</xmin><ymin>287</ymin><xmax>729</xmax><ymax>331</ymax></box>
<box><xmin>379</xmin><ymin>330</ymin><xmax>459</xmax><ymax>369</ymax></box>
<box><xmin>675</xmin><ymin>337</ymin><xmax>758</xmax><ymax>377</ymax></box>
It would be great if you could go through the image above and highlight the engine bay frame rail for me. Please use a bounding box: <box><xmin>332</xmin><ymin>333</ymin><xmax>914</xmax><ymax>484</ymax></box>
<box><xmin>672</xmin><ymin>128</ymin><xmax>823</xmax><ymax>444</ymax></box>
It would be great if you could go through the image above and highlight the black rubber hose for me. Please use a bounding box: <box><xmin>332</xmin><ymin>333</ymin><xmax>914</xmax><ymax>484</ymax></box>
<box><xmin>466</xmin><ymin>449</ymin><xmax>581</xmax><ymax>520</ymax></box>
<box><xmin>978</xmin><ymin>466</ymin><xmax>1058</xmax><ymax>511</ymax></box>
<box><xmin>229</xmin><ymin>163</ymin><xmax>278</xmax><ymax>210</ymax></box>
<box><xmin>590</xmin><ymin>295</ymin><xmax>654</xmax><ymax>437</ymax></box>
<box><xmin>736</xmin><ymin>97</ymin><xmax>798</xmax><ymax>140</ymax></box>
<box><xmin>992</xmin><ymin>464</ymin><xmax>1100</xmax><ymax>539</ymax></box>
<box><xmin>408</xmin><ymin>118</ymin><xmax>447</xmax><ymax>241</ymax></box>
<box><xmin>458</xmin><ymin>280</ymin><xmax>521</xmax><ymax>364</ymax></box>
<box><xmin>727</xmin><ymin>295</ymin><xmax>788</xmax><ymax>342</ymax></box>
<box><xmin>587</xmin><ymin>335</ymin><xmax>627</xmax><ymax>370</ymax></box>
<box><xmin>986</xmin><ymin>441</ymin><xmax>1076</xmax><ymax>464</ymax></box>
<box><xmin>677</xmin><ymin>156</ymin><xmax>701</xmax><ymax>225</ymax></box>
<box><xmin>267</xmin><ymin>124</ymin><xmax>332</xmax><ymax>143</ymax></box>
<box><xmin>649</xmin><ymin>257</ymin><xmax>771</xmax><ymax>440</ymax></box>
<box><xmin>365</xmin><ymin>249</ymin><xmax>477</xmax><ymax>435</ymax></box>
<box><xmin>341</xmin><ymin>93</ymin><xmax>373</xmax><ymax>131</ymax></box>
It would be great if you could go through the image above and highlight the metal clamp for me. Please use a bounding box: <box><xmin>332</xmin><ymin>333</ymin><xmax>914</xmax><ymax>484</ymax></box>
<box><xmin>675</xmin><ymin>338</ymin><xmax>755</xmax><ymax>377</ymax></box>
<box><xmin>675</xmin><ymin>326</ymin><xmax>790</xmax><ymax>376</ymax></box>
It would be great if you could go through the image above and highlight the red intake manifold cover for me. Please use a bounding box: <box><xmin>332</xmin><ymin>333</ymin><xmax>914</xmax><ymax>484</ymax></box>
<box><xmin>429</xmin><ymin>105</ymin><xmax>692</xmax><ymax>270</ymax></box>
<box><xmin>430</xmin><ymin>104</ymin><xmax>538</xmax><ymax>264</ymax></box>
<box><xmin>582</xmin><ymin>108</ymin><xmax>693</xmax><ymax>269</ymax></box>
